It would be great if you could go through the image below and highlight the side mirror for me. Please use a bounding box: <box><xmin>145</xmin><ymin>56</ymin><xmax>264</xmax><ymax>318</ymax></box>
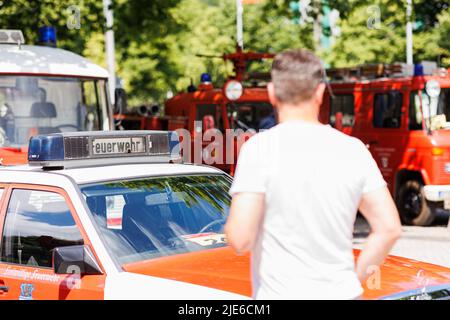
<box><xmin>114</xmin><ymin>88</ymin><xmax>127</xmax><ymax>115</ymax></box>
<box><xmin>202</xmin><ymin>115</ymin><xmax>215</xmax><ymax>131</ymax></box>
<box><xmin>53</xmin><ymin>245</ymin><xmax>102</xmax><ymax>275</ymax></box>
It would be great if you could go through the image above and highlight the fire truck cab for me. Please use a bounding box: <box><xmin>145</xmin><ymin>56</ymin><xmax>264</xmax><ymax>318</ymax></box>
<box><xmin>163</xmin><ymin>50</ymin><xmax>275</xmax><ymax>174</ymax></box>
<box><xmin>0</xmin><ymin>28</ymin><xmax>114</xmax><ymax>165</ymax></box>
<box><xmin>321</xmin><ymin>63</ymin><xmax>450</xmax><ymax>226</ymax></box>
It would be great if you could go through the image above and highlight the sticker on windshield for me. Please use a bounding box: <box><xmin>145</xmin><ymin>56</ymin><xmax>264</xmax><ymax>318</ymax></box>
<box><xmin>182</xmin><ymin>233</ymin><xmax>227</xmax><ymax>247</ymax></box>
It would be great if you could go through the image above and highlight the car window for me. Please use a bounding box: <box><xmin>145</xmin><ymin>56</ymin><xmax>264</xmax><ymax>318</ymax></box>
<box><xmin>81</xmin><ymin>174</ymin><xmax>231</xmax><ymax>265</ymax></box>
<box><xmin>0</xmin><ymin>189</ymin><xmax>84</xmax><ymax>268</ymax></box>
<box><xmin>227</xmin><ymin>102</ymin><xmax>275</xmax><ymax>131</ymax></box>
<box><xmin>329</xmin><ymin>94</ymin><xmax>355</xmax><ymax>127</ymax></box>
<box><xmin>0</xmin><ymin>76</ymin><xmax>108</xmax><ymax>147</ymax></box>
<box><xmin>373</xmin><ymin>91</ymin><xmax>403</xmax><ymax>128</ymax></box>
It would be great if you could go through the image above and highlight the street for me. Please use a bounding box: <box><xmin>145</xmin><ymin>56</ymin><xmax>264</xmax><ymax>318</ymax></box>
<box><xmin>354</xmin><ymin>215</ymin><xmax>450</xmax><ymax>268</ymax></box>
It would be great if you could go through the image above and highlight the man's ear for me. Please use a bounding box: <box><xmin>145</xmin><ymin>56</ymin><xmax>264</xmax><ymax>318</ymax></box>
<box><xmin>267</xmin><ymin>82</ymin><xmax>278</xmax><ymax>107</ymax></box>
<box><xmin>314</xmin><ymin>82</ymin><xmax>326</xmax><ymax>106</ymax></box>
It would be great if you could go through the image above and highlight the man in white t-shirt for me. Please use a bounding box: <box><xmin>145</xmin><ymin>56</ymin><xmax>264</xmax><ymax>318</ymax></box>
<box><xmin>225</xmin><ymin>49</ymin><xmax>402</xmax><ymax>300</ymax></box>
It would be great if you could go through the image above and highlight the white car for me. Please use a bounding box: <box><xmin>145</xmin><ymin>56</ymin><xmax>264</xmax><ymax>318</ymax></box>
<box><xmin>0</xmin><ymin>130</ymin><xmax>247</xmax><ymax>300</ymax></box>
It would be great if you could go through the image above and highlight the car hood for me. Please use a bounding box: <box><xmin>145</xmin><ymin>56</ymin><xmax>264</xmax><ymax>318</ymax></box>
<box><xmin>122</xmin><ymin>247</ymin><xmax>450</xmax><ymax>300</ymax></box>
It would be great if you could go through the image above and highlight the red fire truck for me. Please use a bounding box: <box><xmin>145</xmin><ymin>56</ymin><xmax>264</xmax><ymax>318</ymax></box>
<box><xmin>321</xmin><ymin>63</ymin><xmax>450</xmax><ymax>226</ymax></box>
<box><xmin>118</xmin><ymin>51</ymin><xmax>450</xmax><ymax>226</ymax></box>
<box><xmin>117</xmin><ymin>47</ymin><xmax>276</xmax><ymax>174</ymax></box>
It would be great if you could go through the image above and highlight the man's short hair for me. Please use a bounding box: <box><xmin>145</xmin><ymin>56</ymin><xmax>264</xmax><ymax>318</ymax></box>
<box><xmin>271</xmin><ymin>49</ymin><xmax>325</xmax><ymax>105</ymax></box>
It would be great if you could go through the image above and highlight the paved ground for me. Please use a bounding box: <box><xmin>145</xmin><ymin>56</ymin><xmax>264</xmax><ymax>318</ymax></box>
<box><xmin>353</xmin><ymin>215</ymin><xmax>450</xmax><ymax>268</ymax></box>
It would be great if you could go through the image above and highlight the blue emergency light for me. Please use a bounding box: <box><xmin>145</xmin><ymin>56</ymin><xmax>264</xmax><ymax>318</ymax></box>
<box><xmin>28</xmin><ymin>131</ymin><xmax>181</xmax><ymax>169</ymax></box>
<box><xmin>38</xmin><ymin>26</ymin><xmax>57</xmax><ymax>47</ymax></box>
<box><xmin>200</xmin><ymin>73</ymin><xmax>212</xmax><ymax>83</ymax></box>
<box><xmin>414</xmin><ymin>64</ymin><xmax>424</xmax><ymax>77</ymax></box>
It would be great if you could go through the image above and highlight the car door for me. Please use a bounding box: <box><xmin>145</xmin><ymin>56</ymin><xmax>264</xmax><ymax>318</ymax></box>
<box><xmin>0</xmin><ymin>185</ymin><xmax>105</xmax><ymax>300</ymax></box>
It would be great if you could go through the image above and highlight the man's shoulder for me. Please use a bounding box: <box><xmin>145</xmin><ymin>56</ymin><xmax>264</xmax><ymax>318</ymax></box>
<box><xmin>323</xmin><ymin>126</ymin><xmax>365</xmax><ymax>146</ymax></box>
<box><xmin>246</xmin><ymin>127</ymin><xmax>275</xmax><ymax>144</ymax></box>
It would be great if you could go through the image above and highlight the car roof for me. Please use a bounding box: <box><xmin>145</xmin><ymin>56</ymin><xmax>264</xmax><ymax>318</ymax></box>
<box><xmin>0</xmin><ymin>44</ymin><xmax>109</xmax><ymax>78</ymax></box>
<box><xmin>0</xmin><ymin>163</ymin><xmax>226</xmax><ymax>186</ymax></box>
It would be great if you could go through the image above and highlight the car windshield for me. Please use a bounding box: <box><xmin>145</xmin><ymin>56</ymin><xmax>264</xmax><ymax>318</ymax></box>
<box><xmin>0</xmin><ymin>76</ymin><xmax>109</xmax><ymax>147</ymax></box>
<box><xmin>80</xmin><ymin>174</ymin><xmax>231</xmax><ymax>265</ymax></box>
<box><xmin>227</xmin><ymin>102</ymin><xmax>275</xmax><ymax>131</ymax></box>
<box><xmin>410</xmin><ymin>88</ymin><xmax>450</xmax><ymax>130</ymax></box>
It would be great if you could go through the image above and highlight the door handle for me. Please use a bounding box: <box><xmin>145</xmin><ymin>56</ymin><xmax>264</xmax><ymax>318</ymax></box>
<box><xmin>0</xmin><ymin>285</ymin><xmax>8</xmax><ymax>293</ymax></box>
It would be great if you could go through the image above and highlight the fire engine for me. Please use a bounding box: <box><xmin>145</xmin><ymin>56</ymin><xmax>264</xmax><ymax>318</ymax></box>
<box><xmin>115</xmin><ymin>41</ymin><xmax>450</xmax><ymax>226</ymax></box>
<box><xmin>321</xmin><ymin>63</ymin><xmax>450</xmax><ymax>226</ymax></box>
<box><xmin>163</xmin><ymin>59</ymin><xmax>450</xmax><ymax>226</ymax></box>
<box><xmin>0</xmin><ymin>27</ymin><xmax>120</xmax><ymax>165</ymax></box>
<box><xmin>116</xmin><ymin>47</ymin><xmax>276</xmax><ymax>174</ymax></box>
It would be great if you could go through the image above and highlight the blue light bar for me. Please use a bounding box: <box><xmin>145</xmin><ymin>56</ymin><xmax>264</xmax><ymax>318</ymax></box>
<box><xmin>38</xmin><ymin>26</ymin><xmax>57</xmax><ymax>47</ymax></box>
<box><xmin>28</xmin><ymin>131</ymin><xmax>181</xmax><ymax>169</ymax></box>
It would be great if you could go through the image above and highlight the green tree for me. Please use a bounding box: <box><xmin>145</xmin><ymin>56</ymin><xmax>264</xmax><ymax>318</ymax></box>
<box><xmin>434</xmin><ymin>8</ymin><xmax>450</xmax><ymax>66</ymax></box>
<box><xmin>320</xmin><ymin>0</ymin><xmax>449</xmax><ymax>67</ymax></box>
<box><xmin>105</xmin><ymin>0</ymin><xmax>181</xmax><ymax>105</ymax></box>
<box><xmin>324</xmin><ymin>1</ymin><xmax>407</xmax><ymax>67</ymax></box>
<box><xmin>0</xmin><ymin>0</ymin><xmax>103</xmax><ymax>54</ymax></box>
<box><xmin>0</xmin><ymin>0</ymin><xmax>180</xmax><ymax>105</ymax></box>
<box><xmin>165</xmin><ymin>0</ymin><xmax>235</xmax><ymax>95</ymax></box>
<box><xmin>167</xmin><ymin>0</ymin><xmax>314</xmax><ymax>96</ymax></box>
<box><xmin>1</xmin><ymin>0</ymin><xmax>448</xmax><ymax>106</ymax></box>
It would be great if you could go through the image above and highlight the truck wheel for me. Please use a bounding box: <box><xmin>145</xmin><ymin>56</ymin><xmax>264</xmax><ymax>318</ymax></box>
<box><xmin>397</xmin><ymin>180</ymin><xmax>435</xmax><ymax>226</ymax></box>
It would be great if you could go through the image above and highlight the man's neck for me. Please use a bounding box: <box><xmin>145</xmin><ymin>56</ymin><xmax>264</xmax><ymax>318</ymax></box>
<box><xmin>277</xmin><ymin>102</ymin><xmax>321</xmax><ymax>125</ymax></box>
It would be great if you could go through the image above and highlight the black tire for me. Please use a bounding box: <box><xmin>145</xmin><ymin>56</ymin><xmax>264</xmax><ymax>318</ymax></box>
<box><xmin>396</xmin><ymin>180</ymin><xmax>436</xmax><ymax>226</ymax></box>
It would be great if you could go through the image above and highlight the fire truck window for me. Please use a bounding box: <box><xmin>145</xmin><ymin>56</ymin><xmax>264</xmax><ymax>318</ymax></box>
<box><xmin>82</xmin><ymin>81</ymin><xmax>102</xmax><ymax>131</ymax></box>
<box><xmin>409</xmin><ymin>91</ymin><xmax>423</xmax><ymax>130</ymax></box>
<box><xmin>227</xmin><ymin>102</ymin><xmax>275</xmax><ymax>131</ymax></box>
<box><xmin>195</xmin><ymin>104</ymin><xmax>224</xmax><ymax>132</ymax></box>
<box><xmin>0</xmin><ymin>189</ymin><xmax>84</xmax><ymax>268</ymax></box>
<box><xmin>0</xmin><ymin>76</ymin><xmax>108</xmax><ymax>147</ymax></box>
<box><xmin>329</xmin><ymin>95</ymin><xmax>355</xmax><ymax>127</ymax></box>
<box><xmin>410</xmin><ymin>89</ymin><xmax>450</xmax><ymax>131</ymax></box>
<box><xmin>373</xmin><ymin>91</ymin><xmax>403</xmax><ymax>128</ymax></box>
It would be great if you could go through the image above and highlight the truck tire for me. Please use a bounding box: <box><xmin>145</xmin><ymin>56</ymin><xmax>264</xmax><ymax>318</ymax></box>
<box><xmin>396</xmin><ymin>180</ymin><xmax>435</xmax><ymax>226</ymax></box>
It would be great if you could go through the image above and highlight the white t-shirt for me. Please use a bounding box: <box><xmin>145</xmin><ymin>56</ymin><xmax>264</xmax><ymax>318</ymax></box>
<box><xmin>229</xmin><ymin>120</ymin><xmax>386</xmax><ymax>300</ymax></box>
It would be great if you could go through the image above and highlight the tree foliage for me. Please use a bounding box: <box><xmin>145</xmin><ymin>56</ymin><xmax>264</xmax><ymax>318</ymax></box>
<box><xmin>0</xmin><ymin>0</ymin><xmax>449</xmax><ymax>105</ymax></box>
